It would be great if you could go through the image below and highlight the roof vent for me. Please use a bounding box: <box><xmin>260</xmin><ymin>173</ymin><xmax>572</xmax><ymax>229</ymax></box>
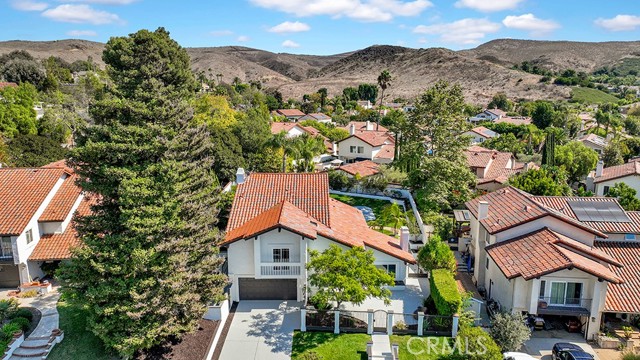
<box><xmin>524</xmin><ymin>205</ymin><xmax>531</xmax><ymax>212</ymax></box>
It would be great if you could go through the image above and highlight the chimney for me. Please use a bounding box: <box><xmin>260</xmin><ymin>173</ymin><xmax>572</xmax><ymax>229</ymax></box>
<box><xmin>595</xmin><ymin>160</ymin><xmax>604</xmax><ymax>178</ymax></box>
<box><xmin>235</xmin><ymin>168</ymin><xmax>246</xmax><ymax>185</ymax></box>
<box><xmin>400</xmin><ymin>226</ymin><xmax>410</xmax><ymax>252</ymax></box>
<box><xmin>478</xmin><ymin>201</ymin><xmax>489</xmax><ymax>221</ymax></box>
<box><xmin>349</xmin><ymin>124</ymin><xmax>356</xmax><ymax>135</ymax></box>
<box><xmin>366</xmin><ymin>121</ymin><xmax>374</xmax><ymax>131</ymax></box>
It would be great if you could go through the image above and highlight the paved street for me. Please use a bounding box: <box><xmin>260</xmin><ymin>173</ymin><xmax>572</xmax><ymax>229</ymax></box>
<box><xmin>219</xmin><ymin>300</ymin><xmax>302</xmax><ymax>360</ymax></box>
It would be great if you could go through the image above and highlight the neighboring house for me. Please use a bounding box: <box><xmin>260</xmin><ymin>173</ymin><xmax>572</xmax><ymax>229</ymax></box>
<box><xmin>356</xmin><ymin>100</ymin><xmax>373</xmax><ymax>110</ymax></box>
<box><xmin>338</xmin><ymin>121</ymin><xmax>389</xmax><ymax>134</ymax></box>
<box><xmin>464</xmin><ymin>146</ymin><xmax>535</xmax><ymax>192</ymax></box>
<box><xmin>468</xmin><ymin>109</ymin><xmax>507</xmax><ymax>123</ymax></box>
<box><xmin>587</xmin><ymin>159</ymin><xmax>640</xmax><ymax>196</ymax></box>
<box><xmin>0</xmin><ymin>160</ymin><xmax>90</xmax><ymax>287</ymax></box>
<box><xmin>337</xmin><ymin>160</ymin><xmax>380</xmax><ymax>178</ymax></box>
<box><xmin>221</xmin><ymin>171</ymin><xmax>415</xmax><ymax>302</ymax></box>
<box><xmin>494</xmin><ymin>116</ymin><xmax>532</xmax><ymax>126</ymax></box>
<box><xmin>465</xmin><ymin>187</ymin><xmax>634</xmax><ymax>340</ymax></box>
<box><xmin>578</xmin><ymin>133</ymin><xmax>608</xmax><ymax>155</ymax></box>
<box><xmin>273</xmin><ymin>109</ymin><xmax>306</xmax><ymax>122</ymax></box>
<box><xmin>337</xmin><ymin>126</ymin><xmax>395</xmax><ymax>164</ymax></box>
<box><xmin>270</xmin><ymin>122</ymin><xmax>334</xmax><ymax>154</ymax></box>
<box><xmin>298</xmin><ymin>113</ymin><xmax>332</xmax><ymax>123</ymax></box>
<box><xmin>463</xmin><ymin>126</ymin><xmax>498</xmax><ymax>144</ymax></box>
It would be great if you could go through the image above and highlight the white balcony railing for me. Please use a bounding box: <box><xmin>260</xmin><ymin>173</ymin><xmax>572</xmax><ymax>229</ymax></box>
<box><xmin>260</xmin><ymin>263</ymin><xmax>302</xmax><ymax>277</ymax></box>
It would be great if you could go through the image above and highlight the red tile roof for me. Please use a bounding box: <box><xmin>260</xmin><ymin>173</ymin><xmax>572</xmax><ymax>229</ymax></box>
<box><xmin>0</xmin><ymin>168</ymin><xmax>66</xmax><ymax>235</ymax></box>
<box><xmin>276</xmin><ymin>109</ymin><xmax>305</xmax><ymax>117</ymax></box>
<box><xmin>0</xmin><ymin>82</ymin><xmax>18</xmax><ymax>90</ymax></box>
<box><xmin>339</xmin><ymin>122</ymin><xmax>389</xmax><ymax>133</ymax></box>
<box><xmin>494</xmin><ymin>117</ymin><xmax>531</xmax><ymax>126</ymax></box>
<box><xmin>42</xmin><ymin>159</ymin><xmax>74</xmax><ymax>174</ymax></box>
<box><xmin>223</xmin><ymin>172</ymin><xmax>415</xmax><ymax>263</ymax></box>
<box><xmin>595</xmin><ymin>241</ymin><xmax>640</xmax><ymax>313</ymax></box>
<box><xmin>466</xmin><ymin>187</ymin><xmax>606</xmax><ymax>237</ymax></box>
<box><xmin>29</xmin><ymin>196</ymin><xmax>93</xmax><ymax>261</ymax></box>
<box><xmin>594</xmin><ymin>159</ymin><xmax>640</xmax><ymax>184</ymax></box>
<box><xmin>340</xmin><ymin>131</ymin><xmax>393</xmax><ymax>147</ymax></box>
<box><xmin>39</xmin><ymin>174</ymin><xmax>81</xmax><ymax>222</ymax></box>
<box><xmin>374</xmin><ymin>144</ymin><xmax>395</xmax><ymax>160</ymax></box>
<box><xmin>532</xmin><ymin>196</ymin><xmax>640</xmax><ymax>234</ymax></box>
<box><xmin>338</xmin><ymin>160</ymin><xmax>380</xmax><ymax>177</ymax></box>
<box><xmin>486</xmin><ymin>228</ymin><xmax>622</xmax><ymax>283</ymax></box>
<box><xmin>468</xmin><ymin>126</ymin><xmax>496</xmax><ymax>138</ymax></box>
<box><xmin>464</xmin><ymin>147</ymin><xmax>532</xmax><ymax>185</ymax></box>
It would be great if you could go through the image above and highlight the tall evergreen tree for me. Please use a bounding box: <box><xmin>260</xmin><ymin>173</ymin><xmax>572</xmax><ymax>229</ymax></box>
<box><xmin>59</xmin><ymin>28</ymin><xmax>227</xmax><ymax>357</ymax></box>
<box><xmin>542</xmin><ymin>131</ymin><xmax>556</xmax><ymax>166</ymax></box>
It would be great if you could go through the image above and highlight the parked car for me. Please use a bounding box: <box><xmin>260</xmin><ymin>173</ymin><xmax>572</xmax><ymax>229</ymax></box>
<box><xmin>504</xmin><ymin>352</ymin><xmax>537</xmax><ymax>360</ymax></box>
<box><xmin>552</xmin><ymin>343</ymin><xmax>594</xmax><ymax>360</ymax></box>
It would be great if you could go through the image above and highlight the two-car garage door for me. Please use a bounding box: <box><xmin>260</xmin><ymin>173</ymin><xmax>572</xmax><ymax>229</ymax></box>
<box><xmin>238</xmin><ymin>278</ymin><xmax>297</xmax><ymax>300</ymax></box>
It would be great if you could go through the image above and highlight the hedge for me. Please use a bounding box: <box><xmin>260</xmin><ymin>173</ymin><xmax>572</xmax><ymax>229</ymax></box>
<box><xmin>430</xmin><ymin>269</ymin><xmax>462</xmax><ymax>316</ymax></box>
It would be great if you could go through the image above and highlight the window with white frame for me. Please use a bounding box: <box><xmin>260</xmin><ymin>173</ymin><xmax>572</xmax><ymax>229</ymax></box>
<box><xmin>0</xmin><ymin>237</ymin><xmax>12</xmax><ymax>259</ymax></box>
<box><xmin>549</xmin><ymin>281</ymin><xmax>583</xmax><ymax>306</ymax></box>
<box><xmin>272</xmin><ymin>248</ymin><xmax>290</xmax><ymax>263</ymax></box>
<box><xmin>25</xmin><ymin>229</ymin><xmax>33</xmax><ymax>244</ymax></box>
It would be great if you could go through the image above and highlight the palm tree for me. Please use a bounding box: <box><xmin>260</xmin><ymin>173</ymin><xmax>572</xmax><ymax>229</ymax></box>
<box><xmin>266</xmin><ymin>131</ymin><xmax>296</xmax><ymax>172</ymax></box>
<box><xmin>381</xmin><ymin>203</ymin><xmax>405</xmax><ymax>236</ymax></box>
<box><xmin>290</xmin><ymin>134</ymin><xmax>326</xmax><ymax>173</ymax></box>
<box><xmin>377</xmin><ymin>70</ymin><xmax>392</xmax><ymax>130</ymax></box>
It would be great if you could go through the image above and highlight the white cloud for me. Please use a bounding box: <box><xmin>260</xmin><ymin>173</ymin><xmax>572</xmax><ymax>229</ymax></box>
<box><xmin>282</xmin><ymin>39</ymin><xmax>300</xmax><ymax>48</ymax></box>
<box><xmin>250</xmin><ymin>0</ymin><xmax>432</xmax><ymax>22</ymax></box>
<box><xmin>595</xmin><ymin>15</ymin><xmax>640</xmax><ymax>32</ymax></box>
<box><xmin>502</xmin><ymin>13</ymin><xmax>559</xmax><ymax>35</ymax></box>
<box><xmin>413</xmin><ymin>18</ymin><xmax>500</xmax><ymax>44</ymax></box>
<box><xmin>268</xmin><ymin>21</ymin><xmax>311</xmax><ymax>33</ymax></box>
<box><xmin>10</xmin><ymin>0</ymin><xmax>48</xmax><ymax>11</ymax></box>
<box><xmin>417</xmin><ymin>37</ymin><xmax>427</xmax><ymax>44</ymax></box>
<box><xmin>67</xmin><ymin>30</ymin><xmax>98</xmax><ymax>37</ymax></box>
<box><xmin>455</xmin><ymin>0</ymin><xmax>523</xmax><ymax>12</ymax></box>
<box><xmin>42</xmin><ymin>4</ymin><xmax>122</xmax><ymax>24</ymax></box>
<box><xmin>211</xmin><ymin>30</ymin><xmax>234</xmax><ymax>36</ymax></box>
<box><xmin>236</xmin><ymin>35</ymin><xmax>250</xmax><ymax>42</ymax></box>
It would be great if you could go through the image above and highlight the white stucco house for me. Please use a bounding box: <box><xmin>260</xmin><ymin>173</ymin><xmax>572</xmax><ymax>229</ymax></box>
<box><xmin>463</xmin><ymin>126</ymin><xmax>498</xmax><ymax>144</ymax></box>
<box><xmin>587</xmin><ymin>159</ymin><xmax>640</xmax><ymax>197</ymax></box>
<box><xmin>465</xmin><ymin>187</ymin><xmax>636</xmax><ymax>340</ymax></box>
<box><xmin>221</xmin><ymin>171</ymin><xmax>415</xmax><ymax>302</ymax></box>
<box><xmin>578</xmin><ymin>133</ymin><xmax>608</xmax><ymax>155</ymax></box>
<box><xmin>336</xmin><ymin>124</ymin><xmax>395</xmax><ymax>164</ymax></box>
<box><xmin>0</xmin><ymin>160</ymin><xmax>90</xmax><ymax>287</ymax></box>
<box><xmin>468</xmin><ymin>109</ymin><xmax>507</xmax><ymax>123</ymax></box>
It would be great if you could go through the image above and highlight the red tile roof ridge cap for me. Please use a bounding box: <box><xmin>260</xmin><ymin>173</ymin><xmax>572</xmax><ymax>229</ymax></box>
<box><xmin>549</xmin><ymin>231</ymin><xmax>623</xmax><ymax>267</ymax></box>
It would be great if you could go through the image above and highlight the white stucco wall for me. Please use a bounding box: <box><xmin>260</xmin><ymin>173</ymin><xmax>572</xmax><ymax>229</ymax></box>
<box><xmin>338</xmin><ymin>137</ymin><xmax>374</xmax><ymax>161</ymax></box>
<box><xmin>494</xmin><ymin>216</ymin><xmax>597</xmax><ymax>246</ymax></box>
<box><xmin>595</xmin><ymin>176</ymin><xmax>640</xmax><ymax>197</ymax></box>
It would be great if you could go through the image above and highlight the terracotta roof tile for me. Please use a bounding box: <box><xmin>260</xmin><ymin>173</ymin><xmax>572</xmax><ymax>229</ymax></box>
<box><xmin>374</xmin><ymin>144</ymin><xmax>395</xmax><ymax>160</ymax></box>
<box><xmin>276</xmin><ymin>109</ymin><xmax>305</xmax><ymax>117</ymax></box>
<box><xmin>464</xmin><ymin>147</ymin><xmax>529</xmax><ymax>184</ymax></box>
<box><xmin>494</xmin><ymin>117</ymin><xmax>531</xmax><ymax>126</ymax></box>
<box><xmin>340</xmin><ymin>131</ymin><xmax>393</xmax><ymax>147</ymax></box>
<box><xmin>39</xmin><ymin>175</ymin><xmax>81</xmax><ymax>222</ymax></box>
<box><xmin>486</xmin><ymin>228</ymin><xmax>622</xmax><ymax>283</ymax></box>
<box><xmin>0</xmin><ymin>82</ymin><xmax>18</xmax><ymax>89</ymax></box>
<box><xmin>595</xmin><ymin>241</ymin><xmax>640</xmax><ymax>313</ymax></box>
<box><xmin>338</xmin><ymin>160</ymin><xmax>380</xmax><ymax>177</ymax></box>
<box><xmin>594</xmin><ymin>159</ymin><xmax>640</xmax><ymax>183</ymax></box>
<box><xmin>0</xmin><ymin>168</ymin><xmax>66</xmax><ymax>235</ymax></box>
<box><xmin>339</xmin><ymin>122</ymin><xmax>389</xmax><ymax>133</ymax></box>
<box><xmin>466</xmin><ymin>187</ymin><xmax>606</xmax><ymax>237</ymax></box>
<box><xmin>468</xmin><ymin>126</ymin><xmax>496</xmax><ymax>138</ymax></box>
<box><xmin>223</xmin><ymin>172</ymin><xmax>415</xmax><ymax>263</ymax></box>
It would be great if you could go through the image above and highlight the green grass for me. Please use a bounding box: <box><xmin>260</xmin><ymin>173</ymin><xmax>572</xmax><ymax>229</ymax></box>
<box><xmin>571</xmin><ymin>87</ymin><xmax>620</xmax><ymax>104</ymax></box>
<box><xmin>389</xmin><ymin>335</ymin><xmax>450</xmax><ymax>360</ymax></box>
<box><xmin>291</xmin><ymin>331</ymin><xmax>370</xmax><ymax>360</ymax></box>
<box><xmin>330</xmin><ymin>194</ymin><xmax>400</xmax><ymax>230</ymax></box>
<box><xmin>47</xmin><ymin>301</ymin><xmax>115</xmax><ymax>360</ymax></box>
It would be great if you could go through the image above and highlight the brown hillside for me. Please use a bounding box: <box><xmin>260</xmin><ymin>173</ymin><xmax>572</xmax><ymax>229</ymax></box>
<box><xmin>463</xmin><ymin>39</ymin><xmax>640</xmax><ymax>73</ymax></box>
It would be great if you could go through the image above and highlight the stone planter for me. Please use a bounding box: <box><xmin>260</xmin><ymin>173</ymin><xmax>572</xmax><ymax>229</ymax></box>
<box><xmin>597</xmin><ymin>334</ymin><xmax>621</xmax><ymax>349</ymax></box>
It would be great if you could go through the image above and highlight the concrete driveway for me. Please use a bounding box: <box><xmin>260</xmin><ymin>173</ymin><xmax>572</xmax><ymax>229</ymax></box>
<box><xmin>523</xmin><ymin>331</ymin><xmax>599</xmax><ymax>360</ymax></box>
<box><xmin>219</xmin><ymin>300</ymin><xmax>302</xmax><ymax>360</ymax></box>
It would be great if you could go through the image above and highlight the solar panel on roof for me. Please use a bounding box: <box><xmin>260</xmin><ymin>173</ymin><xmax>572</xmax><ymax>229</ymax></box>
<box><xmin>567</xmin><ymin>200</ymin><xmax>630</xmax><ymax>223</ymax></box>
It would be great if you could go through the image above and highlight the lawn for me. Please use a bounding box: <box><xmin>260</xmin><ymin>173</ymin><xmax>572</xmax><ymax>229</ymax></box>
<box><xmin>389</xmin><ymin>335</ymin><xmax>450</xmax><ymax>360</ymax></box>
<box><xmin>330</xmin><ymin>194</ymin><xmax>403</xmax><ymax>231</ymax></box>
<box><xmin>291</xmin><ymin>331</ymin><xmax>370</xmax><ymax>360</ymax></box>
<box><xmin>571</xmin><ymin>87</ymin><xmax>620</xmax><ymax>104</ymax></box>
<box><xmin>47</xmin><ymin>301</ymin><xmax>115</xmax><ymax>360</ymax></box>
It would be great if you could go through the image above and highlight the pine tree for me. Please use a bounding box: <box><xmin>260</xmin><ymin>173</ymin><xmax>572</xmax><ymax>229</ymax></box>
<box><xmin>59</xmin><ymin>28</ymin><xmax>227</xmax><ymax>357</ymax></box>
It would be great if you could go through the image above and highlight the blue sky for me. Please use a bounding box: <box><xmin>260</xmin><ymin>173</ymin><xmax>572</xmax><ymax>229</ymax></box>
<box><xmin>1</xmin><ymin>0</ymin><xmax>639</xmax><ymax>55</ymax></box>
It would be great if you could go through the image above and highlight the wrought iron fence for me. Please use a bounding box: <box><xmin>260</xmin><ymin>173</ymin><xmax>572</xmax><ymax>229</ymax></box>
<box><xmin>305</xmin><ymin>309</ymin><xmax>335</xmax><ymax>332</ymax></box>
<box><xmin>339</xmin><ymin>310</ymin><xmax>369</xmax><ymax>333</ymax></box>
<box><xmin>392</xmin><ymin>313</ymin><xmax>420</xmax><ymax>335</ymax></box>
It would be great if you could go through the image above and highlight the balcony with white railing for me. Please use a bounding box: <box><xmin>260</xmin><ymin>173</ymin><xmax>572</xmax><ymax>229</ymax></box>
<box><xmin>260</xmin><ymin>263</ymin><xmax>302</xmax><ymax>278</ymax></box>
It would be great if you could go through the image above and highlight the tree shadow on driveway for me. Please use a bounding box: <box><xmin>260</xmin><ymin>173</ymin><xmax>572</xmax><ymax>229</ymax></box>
<box><xmin>246</xmin><ymin>305</ymin><xmax>299</xmax><ymax>356</ymax></box>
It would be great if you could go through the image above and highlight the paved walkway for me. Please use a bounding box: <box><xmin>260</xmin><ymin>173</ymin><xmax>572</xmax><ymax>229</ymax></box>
<box><xmin>1</xmin><ymin>287</ymin><xmax>61</xmax><ymax>359</ymax></box>
<box><xmin>218</xmin><ymin>300</ymin><xmax>302</xmax><ymax>360</ymax></box>
<box><xmin>371</xmin><ymin>333</ymin><xmax>393</xmax><ymax>360</ymax></box>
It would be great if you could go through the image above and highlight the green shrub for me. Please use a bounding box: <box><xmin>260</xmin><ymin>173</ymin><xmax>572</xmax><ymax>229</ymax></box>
<box><xmin>1</xmin><ymin>323</ymin><xmax>21</xmax><ymax>337</ymax></box>
<box><xmin>622</xmin><ymin>352</ymin><xmax>640</xmax><ymax>360</ymax></box>
<box><xmin>430</xmin><ymin>269</ymin><xmax>462</xmax><ymax>316</ymax></box>
<box><xmin>490</xmin><ymin>312</ymin><xmax>531</xmax><ymax>352</ymax></box>
<box><xmin>17</xmin><ymin>290</ymin><xmax>38</xmax><ymax>298</ymax></box>
<box><xmin>0</xmin><ymin>299</ymin><xmax>19</xmax><ymax>320</ymax></box>
<box><xmin>450</xmin><ymin>326</ymin><xmax>502</xmax><ymax>360</ymax></box>
<box><xmin>9</xmin><ymin>308</ymin><xmax>33</xmax><ymax>321</ymax></box>
<box><xmin>9</xmin><ymin>317</ymin><xmax>30</xmax><ymax>332</ymax></box>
